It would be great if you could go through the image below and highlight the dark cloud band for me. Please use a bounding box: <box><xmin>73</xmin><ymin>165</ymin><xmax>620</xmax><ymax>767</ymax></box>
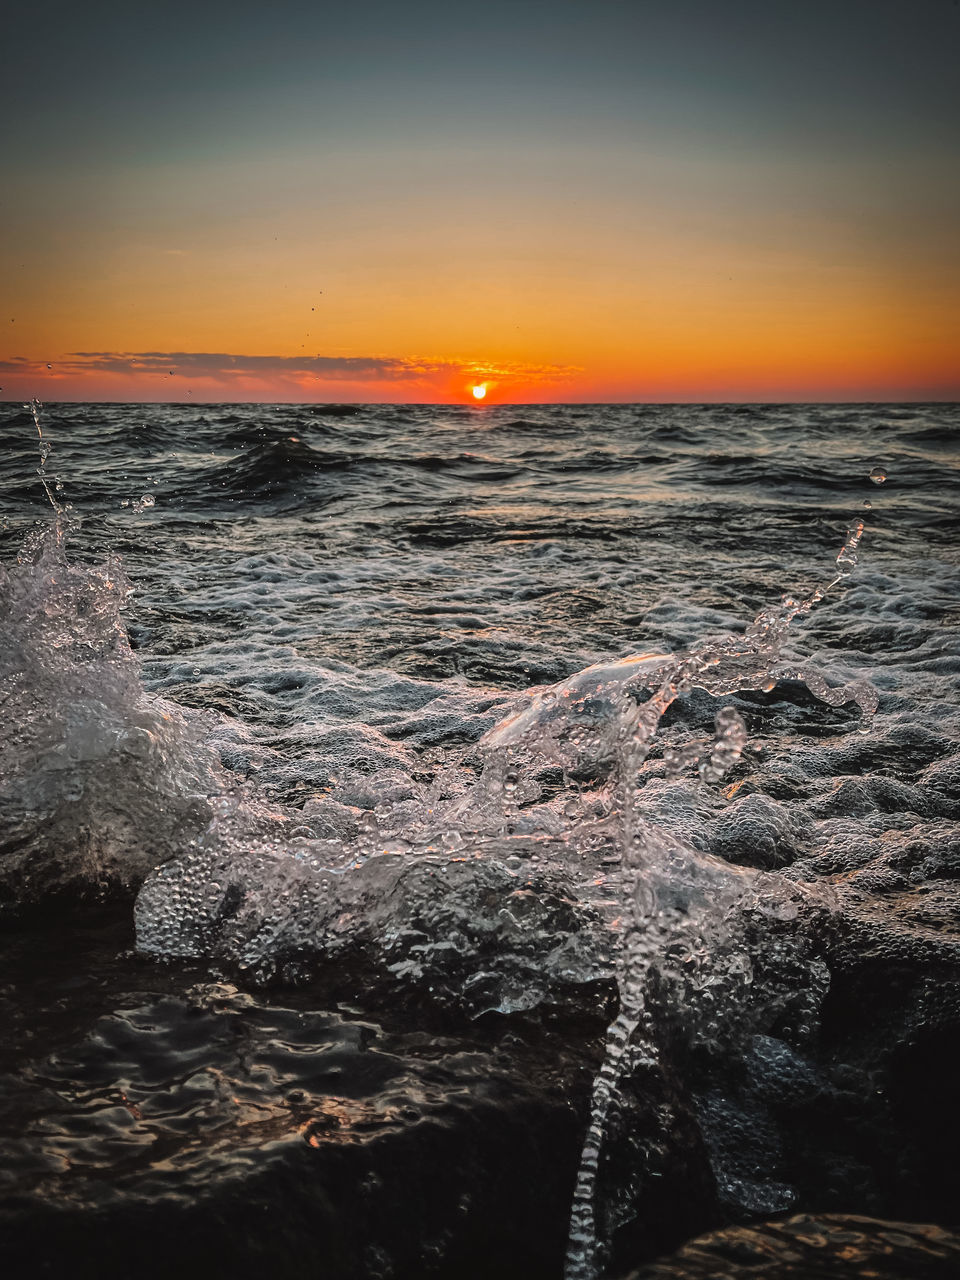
<box><xmin>0</xmin><ymin>352</ymin><xmax>578</xmax><ymax>384</ymax></box>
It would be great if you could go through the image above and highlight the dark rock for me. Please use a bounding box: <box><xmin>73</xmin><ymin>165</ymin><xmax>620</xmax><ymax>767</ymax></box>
<box><xmin>0</xmin><ymin>912</ymin><xmax>719</xmax><ymax>1280</ymax></box>
<box><xmin>620</xmin><ymin>1213</ymin><xmax>960</xmax><ymax>1279</ymax></box>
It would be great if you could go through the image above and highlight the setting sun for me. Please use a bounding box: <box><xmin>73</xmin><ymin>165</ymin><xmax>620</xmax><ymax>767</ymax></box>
<box><xmin>471</xmin><ymin>384</ymin><xmax>488</xmax><ymax>400</ymax></box>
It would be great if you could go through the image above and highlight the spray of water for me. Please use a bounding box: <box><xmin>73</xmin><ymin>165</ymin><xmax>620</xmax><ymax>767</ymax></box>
<box><xmin>1</xmin><ymin>403</ymin><xmax>222</xmax><ymax>908</ymax></box>
<box><xmin>28</xmin><ymin>397</ymin><xmax>67</xmax><ymax>531</ymax></box>
<box><xmin>555</xmin><ymin>519</ymin><xmax>878</xmax><ymax>1279</ymax></box>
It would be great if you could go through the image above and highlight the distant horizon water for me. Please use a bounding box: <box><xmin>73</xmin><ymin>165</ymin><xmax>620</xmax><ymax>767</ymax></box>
<box><xmin>3</xmin><ymin>397</ymin><xmax>960</xmax><ymax>408</ymax></box>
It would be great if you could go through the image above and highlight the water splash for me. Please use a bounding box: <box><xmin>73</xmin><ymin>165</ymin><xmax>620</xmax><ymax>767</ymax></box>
<box><xmin>0</xmin><ymin>405</ymin><xmax>222</xmax><ymax>907</ymax></box>
<box><xmin>27</xmin><ymin>398</ymin><xmax>66</xmax><ymax>532</ymax></box>
<box><xmin>485</xmin><ymin>519</ymin><xmax>876</xmax><ymax>783</ymax></box>
<box><xmin>547</xmin><ymin>519</ymin><xmax>877</xmax><ymax>1280</ymax></box>
<box><xmin>129</xmin><ymin>511</ymin><xmax>876</xmax><ymax>1022</ymax></box>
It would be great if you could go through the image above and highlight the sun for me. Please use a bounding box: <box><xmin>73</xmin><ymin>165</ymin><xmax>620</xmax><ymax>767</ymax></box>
<box><xmin>470</xmin><ymin>383</ymin><xmax>488</xmax><ymax>400</ymax></box>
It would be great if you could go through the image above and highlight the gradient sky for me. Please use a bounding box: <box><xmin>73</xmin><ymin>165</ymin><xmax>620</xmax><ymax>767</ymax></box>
<box><xmin>2</xmin><ymin>0</ymin><xmax>958</xmax><ymax>402</ymax></box>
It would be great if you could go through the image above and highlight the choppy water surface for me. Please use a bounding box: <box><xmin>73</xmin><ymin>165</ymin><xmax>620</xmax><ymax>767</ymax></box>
<box><xmin>1</xmin><ymin>402</ymin><xmax>959</xmax><ymax>1278</ymax></box>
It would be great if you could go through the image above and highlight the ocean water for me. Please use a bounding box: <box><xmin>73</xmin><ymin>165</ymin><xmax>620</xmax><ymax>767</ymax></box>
<box><xmin>1</xmin><ymin>401</ymin><xmax>959</xmax><ymax>1277</ymax></box>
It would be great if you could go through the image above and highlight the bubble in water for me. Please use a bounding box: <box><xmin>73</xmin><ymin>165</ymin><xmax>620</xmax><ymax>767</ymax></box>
<box><xmin>869</xmin><ymin>466</ymin><xmax>886</xmax><ymax>484</ymax></box>
<box><xmin>128</xmin><ymin>493</ymin><xmax>158</xmax><ymax>514</ymax></box>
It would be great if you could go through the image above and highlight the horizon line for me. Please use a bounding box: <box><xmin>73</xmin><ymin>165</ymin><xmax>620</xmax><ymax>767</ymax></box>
<box><xmin>2</xmin><ymin>397</ymin><xmax>959</xmax><ymax>408</ymax></box>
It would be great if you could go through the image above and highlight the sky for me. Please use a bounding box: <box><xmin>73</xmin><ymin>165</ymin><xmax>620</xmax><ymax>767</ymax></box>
<box><xmin>1</xmin><ymin>0</ymin><xmax>958</xmax><ymax>403</ymax></box>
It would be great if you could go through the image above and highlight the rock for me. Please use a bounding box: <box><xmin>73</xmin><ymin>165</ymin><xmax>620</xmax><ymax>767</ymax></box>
<box><xmin>0</xmin><ymin>913</ymin><xmax>718</xmax><ymax>1280</ymax></box>
<box><xmin>620</xmin><ymin>1213</ymin><xmax>960</xmax><ymax>1279</ymax></box>
<box><xmin>0</xmin><ymin>913</ymin><xmax>588</xmax><ymax>1280</ymax></box>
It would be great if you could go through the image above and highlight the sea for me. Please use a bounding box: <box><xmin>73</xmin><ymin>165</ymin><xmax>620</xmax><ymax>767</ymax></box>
<box><xmin>1</xmin><ymin>401</ymin><xmax>959</xmax><ymax>1279</ymax></box>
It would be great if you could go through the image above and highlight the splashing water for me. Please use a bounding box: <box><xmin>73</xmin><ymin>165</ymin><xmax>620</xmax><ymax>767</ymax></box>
<box><xmin>540</xmin><ymin>521</ymin><xmax>876</xmax><ymax>1280</ymax></box>
<box><xmin>28</xmin><ymin>397</ymin><xmax>65</xmax><ymax>529</ymax></box>
<box><xmin>0</xmin><ymin>405</ymin><xmax>223</xmax><ymax>908</ymax></box>
<box><xmin>126</xmin><ymin>500</ymin><xmax>878</xmax><ymax>1271</ymax></box>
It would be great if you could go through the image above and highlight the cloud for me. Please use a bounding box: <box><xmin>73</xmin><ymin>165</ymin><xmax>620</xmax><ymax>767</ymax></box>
<box><xmin>0</xmin><ymin>351</ymin><xmax>579</xmax><ymax>386</ymax></box>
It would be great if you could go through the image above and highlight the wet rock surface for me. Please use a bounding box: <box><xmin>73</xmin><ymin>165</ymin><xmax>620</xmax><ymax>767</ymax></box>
<box><xmin>0</xmin><ymin>913</ymin><xmax>711</xmax><ymax>1280</ymax></box>
<box><xmin>2</xmin><ymin>890</ymin><xmax>958</xmax><ymax>1279</ymax></box>
<box><xmin>620</xmin><ymin>1214</ymin><xmax>960</xmax><ymax>1279</ymax></box>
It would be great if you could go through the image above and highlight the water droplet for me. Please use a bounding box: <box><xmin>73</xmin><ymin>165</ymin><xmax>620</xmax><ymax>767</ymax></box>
<box><xmin>869</xmin><ymin>466</ymin><xmax>886</xmax><ymax>484</ymax></box>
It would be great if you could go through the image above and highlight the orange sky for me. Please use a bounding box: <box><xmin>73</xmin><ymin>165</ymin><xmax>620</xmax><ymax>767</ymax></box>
<box><xmin>2</xmin><ymin>1</ymin><xmax>958</xmax><ymax>404</ymax></box>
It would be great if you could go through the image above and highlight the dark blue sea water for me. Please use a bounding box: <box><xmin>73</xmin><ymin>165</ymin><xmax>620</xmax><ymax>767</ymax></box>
<box><xmin>2</xmin><ymin>401</ymin><xmax>957</xmax><ymax>695</ymax></box>
<box><xmin>1</xmin><ymin>401</ymin><xmax>959</xmax><ymax>1278</ymax></box>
